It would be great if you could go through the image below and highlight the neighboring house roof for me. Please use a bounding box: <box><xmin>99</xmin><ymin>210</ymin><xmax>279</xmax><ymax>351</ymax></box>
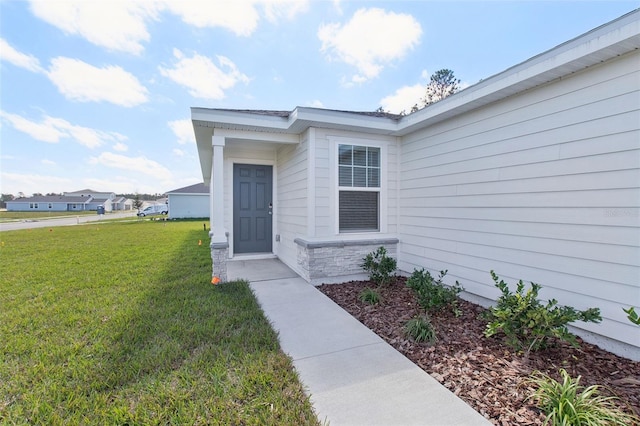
<box><xmin>89</xmin><ymin>198</ymin><xmax>110</xmax><ymax>204</ymax></box>
<box><xmin>167</xmin><ymin>183</ymin><xmax>209</xmax><ymax>194</ymax></box>
<box><xmin>193</xmin><ymin>9</ymin><xmax>640</xmax><ymax>182</ymax></box>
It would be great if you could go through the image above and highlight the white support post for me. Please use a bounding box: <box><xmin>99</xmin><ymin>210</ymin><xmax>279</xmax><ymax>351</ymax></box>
<box><xmin>210</xmin><ymin>135</ymin><xmax>227</xmax><ymax>244</ymax></box>
<box><xmin>209</xmin><ymin>135</ymin><xmax>228</xmax><ymax>282</ymax></box>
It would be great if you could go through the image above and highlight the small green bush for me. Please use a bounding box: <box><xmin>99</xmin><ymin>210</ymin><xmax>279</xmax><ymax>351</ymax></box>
<box><xmin>483</xmin><ymin>271</ymin><xmax>602</xmax><ymax>353</ymax></box>
<box><xmin>404</xmin><ymin>315</ymin><xmax>437</xmax><ymax>344</ymax></box>
<box><xmin>359</xmin><ymin>287</ymin><xmax>382</xmax><ymax>305</ymax></box>
<box><xmin>406</xmin><ymin>268</ymin><xmax>463</xmax><ymax>314</ymax></box>
<box><xmin>361</xmin><ymin>246</ymin><xmax>397</xmax><ymax>286</ymax></box>
<box><xmin>623</xmin><ymin>306</ymin><xmax>640</xmax><ymax>325</ymax></box>
<box><xmin>527</xmin><ymin>369</ymin><xmax>639</xmax><ymax>425</ymax></box>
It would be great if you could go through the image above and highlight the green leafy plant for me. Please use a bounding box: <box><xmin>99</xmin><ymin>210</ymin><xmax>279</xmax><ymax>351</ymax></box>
<box><xmin>360</xmin><ymin>246</ymin><xmax>397</xmax><ymax>286</ymax></box>
<box><xmin>484</xmin><ymin>271</ymin><xmax>602</xmax><ymax>353</ymax></box>
<box><xmin>359</xmin><ymin>287</ymin><xmax>382</xmax><ymax>305</ymax></box>
<box><xmin>623</xmin><ymin>307</ymin><xmax>640</xmax><ymax>325</ymax></box>
<box><xmin>406</xmin><ymin>268</ymin><xmax>463</xmax><ymax>314</ymax></box>
<box><xmin>527</xmin><ymin>369</ymin><xmax>639</xmax><ymax>425</ymax></box>
<box><xmin>404</xmin><ymin>315</ymin><xmax>437</xmax><ymax>344</ymax></box>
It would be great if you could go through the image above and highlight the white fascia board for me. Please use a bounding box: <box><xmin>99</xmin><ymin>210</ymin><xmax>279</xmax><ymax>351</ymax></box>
<box><xmin>214</xmin><ymin>128</ymin><xmax>299</xmax><ymax>144</ymax></box>
<box><xmin>192</xmin><ymin>107</ymin><xmax>400</xmax><ymax>134</ymax></box>
<box><xmin>292</xmin><ymin>108</ymin><xmax>401</xmax><ymax>133</ymax></box>
<box><xmin>192</xmin><ymin>108</ymin><xmax>291</xmax><ymax>131</ymax></box>
<box><xmin>398</xmin><ymin>9</ymin><xmax>640</xmax><ymax>135</ymax></box>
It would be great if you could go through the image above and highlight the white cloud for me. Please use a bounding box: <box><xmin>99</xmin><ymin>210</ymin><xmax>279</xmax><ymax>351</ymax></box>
<box><xmin>159</xmin><ymin>49</ymin><xmax>249</xmax><ymax>100</ymax></box>
<box><xmin>89</xmin><ymin>152</ymin><xmax>172</xmax><ymax>180</ymax></box>
<box><xmin>318</xmin><ymin>8</ymin><xmax>422</xmax><ymax>83</ymax></box>
<box><xmin>41</xmin><ymin>159</ymin><xmax>56</xmax><ymax>165</ymax></box>
<box><xmin>379</xmin><ymin>83</ymin><xmax>425</xmax><ymax>114</ymax></box>
<box><xmin>47</xmin><ymin>57</ymin><xmax>149</xmax><ymax>107</ymax></box>
<box><xmin>168</xmin><ymin>118</ymin><xmax>195</xmax><ymax>145</ymax></box>
<box><xmin>82</xmin><ymin>176</ymin><xmax>152</xmax><ymax>195</ymax></box>
<box><xmin>159</xmin><ymin>0</ymin><xmax>309</xmax><ymax>36</ymax></box>
<box><xmin>0</xmin><ymin>38</ymin><xmax>44</xmax><ymax>73</ymax></box>
<box><xmin>0</xmin><ymin>172</ymin><xmax>72</xmax><ymax>195</ymax></box>
<box><xmin>29</xmin><ymin>0</ymin><xmax>156</xmax><ymax>55</ymax></box>
<box><xmin>28</xmin><ymin>0</ymin><xmax>309</xmax><ymax>54</ymax></box>
<box><xmin>172</xmin><ymin>148</ymin><xmax>185</xmax><ymax>157</ymax></box>
<box><xmin>332</xmin><ymin>0</ymin><xmax>343</xmax><ymax>15</ymax></box>
<box><xmin>262</xmin><ymin>0</ymin><xmax>309</xmax><ymax>22</ymax></box>
<box><xmin>113</xmin><ymin>142</ymin><xmax>129</xmax><ymax>152</ymax></box>
<box><xmin>0</xmin><ymin>110</ymin><xmax>127</xmax><ymax>148</ymax></box>
<box><xmin>307</xmin><ymin>100</ymin><xmax>324</xmax><ymax>108</ymax></box>
<box><xmin>161</xmin><ymin>0</ymin><xmax>259</xmax><ymax>36</ymax></box>
<box><xmin>0</xmin><ymin>111</ymin><xmax>66</xmax><ymax>143</ymax></box>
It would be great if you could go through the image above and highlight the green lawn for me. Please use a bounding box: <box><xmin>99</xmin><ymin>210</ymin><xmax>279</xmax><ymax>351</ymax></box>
<box><xmin>0</xmin><ymin>211</ymin><xmax>96</xmax><ymax>222</ymax></box>
<box><xmin>0</xmin><ymin>221</ymin><xmax>319</xmax><ymax>425</ymax></box>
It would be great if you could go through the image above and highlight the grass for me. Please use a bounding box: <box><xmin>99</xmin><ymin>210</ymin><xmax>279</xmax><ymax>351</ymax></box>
<box><xmin>359</xmin><ymin>287</ymin><xmax>382</xmax><ymax>305</ymax></box>
<box><xmin>0</xmin><ymin>211</ymin><xmax>97</xmax><ymax>222</ymax></box>
<box><xmin>404</xmin><ymin>315</ymin><xmax>437</xmax><ymax>344</ymax></box>
<box><xmin>0</xmin><ymin>221</ymin><xmax>319</xmax><ymax>425</ymax></box>
<box><xmin>527</xmin><ymin>369</ymin><xmax>639</xmax><ymax>425</ymax></box>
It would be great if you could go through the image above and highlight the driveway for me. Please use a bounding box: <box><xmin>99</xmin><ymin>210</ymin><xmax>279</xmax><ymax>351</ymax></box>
<box><xmin>0</xmin><ymin>211</ymin><xmax>138</xmax><ymax>231</ymax></box>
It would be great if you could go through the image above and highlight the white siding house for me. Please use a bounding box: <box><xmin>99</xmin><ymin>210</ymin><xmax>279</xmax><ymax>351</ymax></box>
<box><xmin>64</xmin><ymin>189</ymin><xmax>115</xmax><ymax>211</ymax></box>
<box><xmin>6</xmin><ymin>195</ymin><xmax>92</xmax><ymax>212</ymax></box>
<box><xmin>193</xmin><ymin>10</ymin><xmax>640</xmax><ymax>359</ymax></box>
<box><xmin>7</xmin><ymin>189</ymin><xmax>123</xmax><ymax>212</ymax></box>
<box><xmin>166</xmin><ymin>183</ymin><xmax>209</xmax><ymax>219</ymax></box>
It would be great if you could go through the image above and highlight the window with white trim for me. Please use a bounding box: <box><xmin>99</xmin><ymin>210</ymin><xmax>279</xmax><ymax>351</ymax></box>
<box><xmin>338</xmin><ymin>144</ymin><xmax>380</xmax><ymax>232</ymax></box>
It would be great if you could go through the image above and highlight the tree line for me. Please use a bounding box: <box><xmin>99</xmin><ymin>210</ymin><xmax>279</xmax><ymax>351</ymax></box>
<box><xmin>377</xmin><ymin>69</ymin><xmax>461</xmax><ymax>115</ymax></box>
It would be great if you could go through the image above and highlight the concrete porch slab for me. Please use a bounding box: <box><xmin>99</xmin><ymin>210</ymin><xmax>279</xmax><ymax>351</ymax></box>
<box><xmin>227</xmin><ymin>257</ymin><xmax>299</xmax><ymax>282</ymax></box>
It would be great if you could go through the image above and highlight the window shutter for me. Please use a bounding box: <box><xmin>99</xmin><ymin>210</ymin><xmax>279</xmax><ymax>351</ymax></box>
<box><xmin>339</xmin><ymin>191</ymin><xmax>379</xmax><ymax>232</ymax></box>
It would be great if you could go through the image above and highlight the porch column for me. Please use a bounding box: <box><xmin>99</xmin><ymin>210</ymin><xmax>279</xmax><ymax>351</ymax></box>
<box><xmin>209</xmin><ymin>135</ymin><xmax>229</xmax><ymax>282</ymax></box>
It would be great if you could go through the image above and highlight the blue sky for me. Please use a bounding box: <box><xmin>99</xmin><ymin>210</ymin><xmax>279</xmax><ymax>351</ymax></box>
<box><xmin>1</xmin><ymin>1</ymin><xmax>637</xmax><ymax>196</ymax></box>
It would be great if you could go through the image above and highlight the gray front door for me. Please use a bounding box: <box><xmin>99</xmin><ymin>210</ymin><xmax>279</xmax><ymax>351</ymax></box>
<box><xmin>233</xmin><ymin>164</ymin><xmax>273</xmax><ymax>254</ymax></box>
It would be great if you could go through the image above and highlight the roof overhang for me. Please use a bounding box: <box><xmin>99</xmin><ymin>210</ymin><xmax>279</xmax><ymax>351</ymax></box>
<box><xmin>193</xmin><ymin>9</ymin><xmax>640</xmax><ymax>183</ymax></box>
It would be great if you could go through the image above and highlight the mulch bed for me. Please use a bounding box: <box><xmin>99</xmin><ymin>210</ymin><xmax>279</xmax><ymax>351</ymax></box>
<box><xmin>317</xmin><ymin>277</ymin><xmax>640</xmax><ymax>425</ymax></box>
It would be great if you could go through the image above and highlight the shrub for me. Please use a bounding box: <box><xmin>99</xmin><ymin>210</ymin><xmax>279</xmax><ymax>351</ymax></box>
<box><xmin>527</xmin><ymin>369</ymin><xmax>639</xmax><ymax>425</ymax></box>
<box><xmin>623</xmin><ymin>306</ymin><xmax>640</xmax><ymax>326</ymax></box>
<box><xmin>483</xmin><ymin>271</ymin><xmax>602</xmax><ymax>353</ymax></box>
<box><xmin>406</xmin><ymin>268</ymin><xmax>463</xmax><ymax>314</ymax></box>
<box><xmin>359</xmin><ymin>287</ymin><xmax>382</xmax><ymax>305</ymax></box>
<box><xmin>404</xmin><ymin>315</ymin><xmax>437</xmax><ymax>344</ymax></box>
<box><xmin>360</xmin><ymin>246</ymin><xmax>397</xmax><ymax>286</ymax></box>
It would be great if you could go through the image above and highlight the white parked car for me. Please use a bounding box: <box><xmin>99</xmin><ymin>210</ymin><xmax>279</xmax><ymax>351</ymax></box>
<box><xmin>137</xmin><ymin>204</ymin><xmax>168</xmax><ymax>217</ymax></box>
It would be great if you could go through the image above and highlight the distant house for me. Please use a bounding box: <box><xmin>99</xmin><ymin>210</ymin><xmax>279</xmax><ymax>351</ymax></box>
<box><xmin>193</xmin><ymin>11</ymin><xmax>640</xmax><ymax>359</ymax></box>
<box><xmin>6</xmin><ymin>189</ymin><xmax>127</xmax><ymax>212</ymax></box>
<box><xmin>6</xmin><ymin>194</ymin><xmax>93</xmax><ymax>212</ymax></box>
<box><xmin>166</xmin><ymin>183</ymin><xmax>209</xmax><ymax>219</ymax></box>
<box><xmin>64</xmin><ymin>189</ymin><xmax>115</xmax><ymax>212</ymax></box>
<box><xmin>112</xmin><ymin>196</ymin><xmax>133</xmax><ymax>211</ymax></box>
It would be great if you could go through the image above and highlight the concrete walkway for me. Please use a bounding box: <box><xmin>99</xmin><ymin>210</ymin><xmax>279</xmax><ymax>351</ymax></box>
<box><xmin>228</xmin><ymin>258</ymin><xmax>491</xmax><ymax>426</ymax></box>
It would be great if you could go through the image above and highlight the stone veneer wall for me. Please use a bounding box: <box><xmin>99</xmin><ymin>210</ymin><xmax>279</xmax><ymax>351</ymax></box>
<box><xmin>294</xmin><ymin>237</ymin><xmax>399</xmax><ymax>285</ymax></box>
<box><xmin>211</xmin><ymin>242</ymin><xmax>229</xmax><ymax>282</ymax></box>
